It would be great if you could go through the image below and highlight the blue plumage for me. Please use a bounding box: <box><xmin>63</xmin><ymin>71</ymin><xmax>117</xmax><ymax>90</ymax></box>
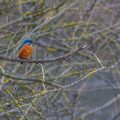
<box><xmin>18</xmin><ymin>38</ymin><xmax>33</xmax><ymax>51</ymax></box>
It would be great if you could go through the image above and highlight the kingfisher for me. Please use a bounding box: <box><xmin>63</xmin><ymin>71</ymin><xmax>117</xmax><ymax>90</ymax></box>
<box><xmin>18</xmin><ymin>38</ymin><xmax>33</xmax><ymax>63</ymax></box>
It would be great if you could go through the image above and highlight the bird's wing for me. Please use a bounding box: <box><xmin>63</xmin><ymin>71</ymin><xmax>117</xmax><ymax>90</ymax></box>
<box><xmin>18</xmin><ymin>44</ymin><xmax>24</xmax><ymax>51</ymax></box>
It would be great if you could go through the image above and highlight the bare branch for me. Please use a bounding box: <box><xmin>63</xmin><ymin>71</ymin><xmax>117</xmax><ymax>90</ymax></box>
<box><xmin>0</xmin><ymin>45</ymin><xmax>83</xmax><ymax>63</ymax></box>
<box><xmin>0</xmin><ymin>70</ymin><xmax>63</xmax><ymax>88</ymax></box>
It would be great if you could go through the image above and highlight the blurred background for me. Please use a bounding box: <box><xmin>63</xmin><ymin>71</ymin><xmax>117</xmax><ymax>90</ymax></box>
<box><xmin>0</xmin><ymin>0</ymin><xmax>120</xmax><ymax>120</ymax></box>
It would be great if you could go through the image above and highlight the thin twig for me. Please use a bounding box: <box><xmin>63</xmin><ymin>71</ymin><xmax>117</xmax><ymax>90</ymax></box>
<box><xmin>81</xmin><ymin>94</ymin><xmax>120</xmax><ymax>119</ymax></box>
<box><xmin>0</xmin><ymin>70</ymin><xmax>63</xmax><ymax>88</ymax></box>
<box><xmin>40</xmin><ymin>63</ymin><xmax>47</xmax><ymax>91</ymax></box>
<box><xmin>0</xmin><ymin>45</ymin><xmax>83</xmax><ymax>63</ymax></box>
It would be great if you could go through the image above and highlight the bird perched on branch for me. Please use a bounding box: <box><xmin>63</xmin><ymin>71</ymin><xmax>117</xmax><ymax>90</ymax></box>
<box><xmin>18</xmin><ymin>38</ymin><xmax>33</xmax><ymax>63</ymax></box>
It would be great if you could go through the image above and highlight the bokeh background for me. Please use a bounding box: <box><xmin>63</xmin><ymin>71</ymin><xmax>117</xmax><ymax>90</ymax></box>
<box><xmin>0</xmin><ymin>0</ymin><xmax>120</xmax><ymax>120</ymax></box>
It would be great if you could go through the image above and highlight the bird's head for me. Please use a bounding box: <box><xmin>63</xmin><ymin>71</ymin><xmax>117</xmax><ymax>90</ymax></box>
<box><xmin>22</xmin><ymin>38</ymin><xmax>33</xmax><ymax>45</ymax></box>
<box><xmin>18</xmin><ymin>37</ymin><xmax>33</xmax><ymax>51</ymax></box>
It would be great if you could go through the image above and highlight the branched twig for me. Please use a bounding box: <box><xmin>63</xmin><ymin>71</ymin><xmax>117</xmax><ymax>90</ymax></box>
<box><xmin>109</xmin><ymin>111</ymin><xmax>120</xmax><ymax>120</ymax></box>
<box><xmin>81</xmin><ymin>94</ymin><xmax>120</xmax><ymax>119</ymax></box>
<box><xmin>0</xmin><ymin>70</ymin><xmax>63</xmax><ymax>88</ymax></box>
<box><xmin>40</xmin><ymin>63</ymin><xmax>47</xmax><ymax>91</ymax></box>
<box><xmin>28</xmin><ymin>0</ymin><xmax>80</xmax><ymax>36</ymax></box>
<box><xmin>64</xmin><ymin>67</ymin><xmax>104</xmax><ymax>88</ymax></box>
<box><xmin>0</xmin><ymin>67</ymin><xmax>28</xmax><ymax>120</ymax></box>
<box><xmin>0</xmin><ymin>45</ymin><xmax>83</xmax><ymax>63</ymax></box>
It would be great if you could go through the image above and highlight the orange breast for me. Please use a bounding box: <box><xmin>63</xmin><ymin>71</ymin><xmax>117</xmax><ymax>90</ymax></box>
<box><xmin>18</xmin><ymin>44</ymin><xmax>33</xmax><ymax>59</ymax></box>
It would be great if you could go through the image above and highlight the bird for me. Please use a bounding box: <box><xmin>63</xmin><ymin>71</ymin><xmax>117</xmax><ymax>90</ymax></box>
<box><xmin>18</xmin><ymin>38</ymin><xmax>33</xmax><ymax>63</ymax></box>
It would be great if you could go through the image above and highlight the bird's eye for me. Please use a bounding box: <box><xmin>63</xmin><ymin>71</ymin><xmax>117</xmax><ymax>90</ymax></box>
<box><xmin>27</xmin><ymin>43</ymin><xmax>31</xmax><ymax>45</ymax></box>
